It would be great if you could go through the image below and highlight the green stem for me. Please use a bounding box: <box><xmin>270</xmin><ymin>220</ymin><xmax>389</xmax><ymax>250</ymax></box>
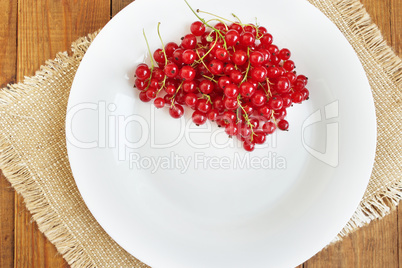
<box><xmin>157</xmin><ymin>22</ymin><xmax>168</xmax><ymax>66</ymax></box>
<box><xmin>143</xmin><ymin>29</ymin><xmax>155</xmax><ymax>70</ymax></box>
<box><xmin>198</xmin><ymin>10</ymin><xmax>236</xmax><ymax>24</ymax></box>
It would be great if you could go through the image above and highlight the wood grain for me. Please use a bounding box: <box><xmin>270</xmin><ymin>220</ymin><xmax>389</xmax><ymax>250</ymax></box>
<box><xmin>0</xmin><ymin>0</ymin><xmax>400</xmax><ymax>267</ymax></box>
<box><xmin>0</xmin><ymin>1</ymin><xmax>17</xmax><ymax>268</ymax></box>
<box><xmin>14</xmin><ymin>0</ymin><xmax>110</xmax><ymax>267</ymax></box>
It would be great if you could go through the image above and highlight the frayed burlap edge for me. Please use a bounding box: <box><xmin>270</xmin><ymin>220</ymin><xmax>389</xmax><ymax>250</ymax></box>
<box><xmin>308</xmin><ymin>0</ymin><xmax>402</xmax><ymax>242</ymax></box>
<box><xmin>0</xmin><ymin>32</ymin><xmax>100</xmax><ymax>267</ymax></box>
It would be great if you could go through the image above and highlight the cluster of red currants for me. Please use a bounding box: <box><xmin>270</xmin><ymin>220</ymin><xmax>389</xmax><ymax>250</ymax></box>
<box><xmin>134</xmin><ymin>14</ymin><xmax>309</xmax><ymax>152</ymax></box>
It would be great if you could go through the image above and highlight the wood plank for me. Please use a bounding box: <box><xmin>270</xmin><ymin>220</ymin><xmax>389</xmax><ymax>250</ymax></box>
<box><xmin>0</xmin><ymin>0</ymin><xmax>17</xmax><ymax>267</ymax></box>
<box><xmin>15</xmin><ymin>0</ymin><xmax>110</xmax><ymax>267</ymax></box>
<box><xmin>390</xmin><ymin>0</ymin><xmax>402</xmax><ymax>55</ymax></box>
<box><xmin>304</xmin><ymin>211</ymin><xmax>399</xmax><ymax>267</ymax></box>
<box><xmin>112</xmin><ymin>0</ymin><xmax>134</xmax><ymax>17</ymax></box>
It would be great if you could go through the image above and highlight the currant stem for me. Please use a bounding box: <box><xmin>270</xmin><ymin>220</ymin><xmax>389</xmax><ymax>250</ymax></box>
<box><xmin>157</xmin><ymin>22</ymin><xmax>168</xmax><ymax>66</ymax></box>
<box><xmin>241</xmin><ymin>48</ymin><xmax>251</xmax><ymax>83</ymax></box>
<box><xmin>202</xmin><ymin>74</ymin><xmax>217</xmax><ymax>83</ymax></box>
<box><xmin>237</xmin><ymin>95</ymin><xmax>255</xmax><ymax>139</ymax></box>
<box><xmin>231</xmin><ymin>13</ymin><xmax>242</xmax><ymax>24</ymax></box>
<box><xmin>143</xmin><ymin>29</ymin><xmax>155</xmax><ymax>70</ymax></box>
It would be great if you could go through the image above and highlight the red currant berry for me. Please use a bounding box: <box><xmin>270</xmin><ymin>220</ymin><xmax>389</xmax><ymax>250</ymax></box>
<box><xmin>153</xmin><ymin>48</ymin><xmax>166</xmax><ymax>64</ymax></box>
<box><xmin>164</xmin><ymin>84</ymin><xmax>176</xmax><ymax>95</ymax></box>
<box><xmin>229</xmin><ymin>69</ymin><xmax>243</xmax><ymax>83</ymax></box>
<box><xmin>169</xmin><ymin>104</ymin><xmax>184</xmax><ymax>119</ymax></box>
<box><xmin>225</xmin><ymin>124</ymin><xmax>238</xmax><ymax>136</ymax></box>
<box><xmin>164</xmin><ymin>94</ymin><xmax>173</xmax><ymax>105</ymax></box>
<box><xmin>135</xmin><ymin>63</ymin><xmax>151</xmax><ymax>80</ymax></box>
<box><xmin>224</xmin><ymin>97</ymin><xmax>239</xmax><ymax>110</ymax></box>
<box><xmin>278</xmin><ymin>119</ymin><xmax>289</xmax><ymax>130</ymax></box>
<box><xmin>225</xmin><ymin>29</ymin><xmax>240</xmax><ymax>46</ymax></box>
<box><xmin>282</xmin><ymin>94</ymin><xmax>293</xmax><ymax>108</ymax></box>
<box><xmin>256</xmin><ymin>48</ymin><xmax>271</xmax><ymax>64</ymax></box>
<box><xmin>182</xmin><ymin>80</ymin><xmax>197</xmax><ymax>93</ymax></box>
<box><xmin>232</xmin><ymin>49</ymin><xmax>248</xmax><ymax>65</ymax></box>
<box><xmin>285</xmin><ymin>72</ymin><xmax>297</xmax><ymax>84</ymax></box>
<box><xmin>154</xmin><ymin>97</ymin><xmax>165</xmax><ymax>108</ymax></box>
<box><xmin>139</xmin><ymin>91</ymin><xmax>151</xmax><ymax>102</ymax></box>
<box><xmin>258</xmin><ymin>105</ymin><xmax>271</xmax><ymax>118</ymax></box>
<box><xmin>260</xmin><ymin>33</ymin><xmax>273</xmax><ymax>46</ymax></box>
<box><xmin>218</xmin><ymin>76</ymin><xmax>231</xmax><ymax>90</ymax></box>
<box><xmin>185</xmin><ymin>93</ymin><xmax>198</xmax><ymax>108</ymax></box>
<box><xmin>164</xmin><ymin>62</ymin><xmax>179</xmax><ymax>78</ymax></box>
<box><xmin>257</xmin><ymin>26</ymin><xmax>267</xmax><ymax>37</ymax></box>
<box><xmin>267</xmin><ymin>66</ymin><xmax>280</xmax><ymax>79</ymax></box>
<box><xmin>249</xmin><ymin>118</ymin><xmax>260</xmax><ymax>128</ymax></box>
<box><xmin>274</xmin><ymin>108</ymin><xmax>287</xmax><ymax>120</ymax></box>
<box><xmin>223</xmin><ymin>63</ymin><xmax>235</xmax><ymax>75</ymax></box>
<box><xmin>214</xmin><ymin>22</ymin><xmax>227</xmax><ymax>32</ymax></box>
<box><xmin>240</xmin><ymin>32</ymin><xmax>256</xmax><ymax>46</ymax></box>
<box><xmin>152</xmin><ymin>67</ymin><xmax>164</xmax><ymax>81</ymax></box>
<box><xmin>145</xmin><ymin>88</ymin><xmax>157</xmax><ymax>99</ymax></box>
<box><xmin>199</xmin><ymin>79</ymin><xmax>214</xmax><ymax>94</ymax></box>
<box><xmin>212</xmin><ymin>97</ymin><xmax>225</xmax><ymax>112</ymax></box>
<box><xmin>182</xmin><ymin>49</ymin><xmax>196</xmax><ymax>64</ymax></box>
<box><xmin>251</xmin><ymin>91</ymin><xmax>267</xmax><ymax>107</ymax></box>
<box><xmin>268</xmin><ymin>96</ymin><xmax>283</xmax><ymax>110</ymax></box>
<box><xmin>250</xmin><ymin>66</ymin><xmax>268</xmax><ymax>82</ymax></box>
<box><xmin>275</xmin><ymin>76</ymin><xmax>291</xmax><ymax>94</ymax></box>
<box><xmin>196</xmin><ymin>99</ymin><xmax>212</xmax><ymax>113</ymax></box>
<box><xmin>243</xmin><ymin>141</ymin><xmax>255</xmax><ymax>152</ymax></box>
<box><xmin>242</xmin><ymin>103</ymin><xmax>254</xmax><ymax>115</ymax></box>
<box><xmin>181</xmin><ymin>34</ymin><xmax>197</xmax><ymax>49</ymax></box>
<box><xmin>209</xmin><ymin>59</ymin><xmax>224</xmax><ymax>75</ymax></box>
<box><xmin>207</xmin><ymin>109</ymin><xmax>219</xmax><ymax>121</ymax></box>
<box><xmin>179</xmin><ymin>65</ymin><xmax>196</xmax><ymax>81</ymax></box>
<box><xmin>262</xmin><ymin>121</ymin><xmax>276</xmax><ymax>134</ymax></box>
<box><xmin>301</xmin><ymin>88</ymin><xmax>310</xmax><ymax>100</ymax></box>
<box><xmin>239</xmin><ymin>81</ymin><xmax>256</xmax><ymax>98</ymax></box>
<box><xmin>249</xmin><ymin>51</ymin><xmax>264</xmax><ymax>66</ymax></box>
<box><xmin>134</xmin><ymin>78</ymin><xmax>147</xmax><ymax>90</ymax></box>
<box><xmin>291</xmin><ymin>92</ymin><xmax>304</xmax><ymax>103</ymax></box>
<box><xmin>222</xmin><ymin>110</ymin><xmax>236</xmax><ymax>124</ymax></box>
<box><xmin>190</xmin><ymin>21</ymin><xmax>206</xmax><ymax>36</ymax></box>
<box><xmin>215</xmin><ymin>48</ymin><xmax>229</xmax><ymax>61</ymax></box>
<box><xmin>192</xmin><ymin>111</ymin><xmax>207</xmax><ymax>125</ymax></box>
<box><xmin>229</xmin><ymin>23</ymin><xmax>243</xmax><ymax>33</ymax></box>
<box><xmin>165</xmin><ymin>42</ymin><xmax>179</xmax><ymax>58</ymax></box>
<box><xmin>283</xmin><ymin>60</ymin><xmax>295</xmax><ymax>71</ymax></box>
<box><xmin>172</xmin><ymin>48</ymin><xmax>184</xmax><ymax>65</ymax></box>
<box><xmin>253</xmin><ymin>131</ymin><xmax>266</xmax><ymax>144</ymax></box>
<box><xmin>279</xmin><ymin>48</ymin><xmax>291</xmax><ymax>60</ymax></box>
<box><xmin>224</xmin><ymin>84</ymin><xmax>239</xmax><ymax>98</ymax></box>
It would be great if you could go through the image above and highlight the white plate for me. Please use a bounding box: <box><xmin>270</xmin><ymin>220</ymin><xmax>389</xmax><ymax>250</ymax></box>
<box><xmin>66</xmin><ymin>0</ymin><xmax>376</xmax><ymax>267</ymax></box>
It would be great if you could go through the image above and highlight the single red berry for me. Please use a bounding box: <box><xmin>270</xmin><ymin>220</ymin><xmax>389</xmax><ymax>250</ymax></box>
<box><xmin>249</xmin><ymin>51</ymin><xmax>265</xmax><ymax>66</ymax></box>
<box><xmin>232</xmin><ymin>50</ymin><xmax>248</xmax><ymax>65</ymax></box>
<box><xmin>279</xmin><ymin>48</ymin><xmax>291</xmax><ymax>60</ymax></box>
<box><xmin>249</xmin><ymin>118</ymin><xmax>260</xmax><ymax>129</ymax></box>
<box><xmin>196</xmin><ymin>99</ymin><xmax>212</xmax><ymax>113</ymax></box>
<box><xmin>274</xmin><ymin>108</ymin><xmax>287</xmax><ymax>120</ymax></box>
<box><xmin>212</xmin><ymin>97</ymin><xmax>225</xmax><ymax>112</ymax></box>
<box><xmin>229</xmin><ymin>69</ymin><xmax>243</xmax><ymax>83</ymax></box>
<box><xmin>207</xmin><ymin>109</ymin><xmax>219</xmax><ymax>121</ymax></box>
<box><xmin>292</xmin><ymin>92</ymin><xmax>304</xmax><ymax>103</ymax></box>
<box><xmin>181</xmin><ymin>34</ymin><xmax>197</xmax><ymax>49</ymax></box>
<box><xmin>267</xmin><ymin>44</ymin><xmax>279</xmax><ymax>55</ymax></box>
<box><xmin>250</xmin><ymin>66</ymin><xmax>268</xmax><ymax>82</ymax></box>
<box><xmin>145</xmin><ymin>88</ymin><xmax>157</xmax><ymax>99</ymax></box>
<box><xmin>223</xmin><ymin>63</ymin><xmax>235</xmax><ymax>75</ymax></box>
<box><xmin>253</xmin><ymin>131</ymin><xmax>266</xmax><ymax>144</ymax></box>
<box><xmin>301</xmin><ymin>88</ymin><xmax>310</xmax><ymax>100</ymax></box>
<box><xmin>278</xmin><ymin>119</ymin><xmax>289</xmax><ymax>130</ymax></box>
<box><xmin>165</xmin><ymin>42</ymin><xmax>179</xmax><ymax>58</ymax></box>
<box><xmin>267</xmin><ymin>66</ymin><xmax>280</xmax><ymax>79</ymax></box>
<box><xmin>192</xmin><ymin>111</ymin><xmax>207</xmax><ymax>125</ymax></box>
<box><xmin>153</xmin><ymin>48</ymin><xmax>166</xmax><ymax>64</ymax></box>
<box><xmin>251</xmin><ymin>91</ymin><xmax>267</xmax><ymax>107</ymax></box>
<box><xmin>139</xmin><ymin>91</ymin><xmax>151</xmax><ymax>102</ymax></box>
<box><xmin>224</xmin><ymin>84</ymin><xmax>239</xmax><ymax>98</ymax></box>
<box><xmin>285</xmin><ymin>72</ymin><xmax>297</xmax><ymax>84</ymax></box>
<box><xmin>275</xmin><ymin>76</ymin><xmax>291</xmax><ymax>94</ymax></box>
<box><xmin>262</xmin><ymin>121</ymin><xmax>276</xmax><ymax>134</ymax></box>
<box><xmin>217</xmin><ymin>76</ymin><xmax>231</xmax><ymax>90</ymax></box>
<box><xmin>135</xmin><ymin>63</ymin><xmax>151</xmax><ymax>80</ymax></box>
<box><xmin>152</xmin><ymin>67</ymin><xmax>164</xmax><ymax>81</ymax></box>
<box><xmin>229</xmin><ymin>23</ymin><xmax>243</xmax><ymax>33</ymax></box>
<box><xmin>225</xmin><ymin>29</ymin><xmax>240</xmax><ymax>46</ymax></box>
<box><xmin>239</xmin><ymin>81</ymin><xmax>256</xmax><ymax>98</ymax></box>
<box><xmin>134</xmin><ymin>78</ymin><xmax>147</xmax><ymax>90</ymax></box>
<box><xmin>283</xmin><ymin>60</ymin><xmax>295</xmax><ymax>71</ymax></box>
<box><xmin>190</xmin><ymin>21</ymin><xmax>206</xmax><ymax>36</ymax></box>
<box><xmin>243</xmin><ymin>141</ymin><xmax>255</xmax><ymax>152</ymax></box>
<box><xmin>225</xmin><ymin>124</ymin><xmax>238</xmax><ymax>136</ymax></box>
<box><xmin>215</xmin><ymin>48</ymin><xmax>229</xmax><ymax>62</ymax></box>
<box><xmin>185</xmin><ymin>93</ymin><xmax>198</xmax><ymax>108</ymax></box>
<box><xmin>268</xmin><ymin>96</ymin><xmax>283</xmax><ymax>110</ymax></box>
<box><xmin>182</xmin><ymin>49</ymin><xmax>196</xmax><ymax>64</ymax></box>
<box><xmin>224</xmin><ymin>97</ymin><xmax>239</xmax><ymax>110</ymax></box>
<box><xmin>270</xmin><ymin>55</ymin><xmax>281</xmax><ymax>65</ymax></box>
<box><xmin>172</xmin><ymin>48</ymin><xmax>184</xmax><ymax>65</ymax></box>
<box><xmin>199</xmin><ymin>79</ymin><xmax>214</xmax><ymax>94</ymax></box>
<box><xmin>179</xmin><ymin>65</ymin><xmax>196</xmax><ymax>81</ymax></box>
<box><xmin>164</xmin><ymin>62</ymin><xmax>179</xmax><ymax>78</ymax></box>
<box><xmin>222</xmin><ymin>110</ymin><xmax>237</xmax><ymax>124</ymax></box>
<box><xmin>240</xmin><ymin>124</ymin><xmax>252</xmax><ymax>137</ymax></box>
<box><xmin>260</xmin><ymin>33</ymin><xmax>273</xmax><ymax>47</ymax></box>
<box><xmin>256</xmin><ymin>48</ymin><xmax>271</xmax><ymax>64</ymax></box>
<box><xmin>154</xmin><ymin>97</ymin><xmax>165</xmax><ymax>108</ymax></box>
<box><xmin>240</xmin><ymin>32</ymin><xmax>256</xmax><ymax>47</ymax></box>
<box><xmin>169</xmin><ymin>104</ymin><xmax>184</xmax><ymax>119</ymax></box>
<box><xmin>282</xmin><ymin>94</ymin><xmax>293</xmax><ymax>108</ymax></box>
<box><xmin>257</xmin><ymin>26</ymin><xmax>267</xmax><ymax>37</ymax></box>
<box><xmin>209</xmin><ymin>59</ymin><xmax>224</xmax><ymax>75</ymax></box>
<box><xmin>182</xmin><ymin>80</ymin><xmax>197</xmax><ymax>93</ymax></box>
<box><xmin>164</xmin><ymin>94</ymin><xmax>173</xmax><ymax>105</ymax></box>
<box><xmin>214</xmin><ymin>22</ymin><xmax>227</xmax><ymax>32</ymax></box>
<box><xmin>242</xmin><ymin>103</ymin><xmax>254</xmax><ymax>115</ymax></box>
<box><xmin>164</xmin><ymin>84</ymin><xmax>176</xmax><ymax>95</ymax></box>
<box><xmin>258</xmin><ymin>105</ymin><xmax>271</xmax><ymax>118</ymax></box>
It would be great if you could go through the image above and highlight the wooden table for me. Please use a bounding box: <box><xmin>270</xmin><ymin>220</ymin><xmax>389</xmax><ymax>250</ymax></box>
<box><xmin>0</xmin><ymin>0</ymin><xmax>400</xmax><ymax>267</ymax></box>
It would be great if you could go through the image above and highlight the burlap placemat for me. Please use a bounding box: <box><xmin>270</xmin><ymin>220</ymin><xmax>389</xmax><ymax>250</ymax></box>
<box><xmin>0</xmin><ymin>0</ymin><xmax>400</xmax><ymax>267</ymax></box>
